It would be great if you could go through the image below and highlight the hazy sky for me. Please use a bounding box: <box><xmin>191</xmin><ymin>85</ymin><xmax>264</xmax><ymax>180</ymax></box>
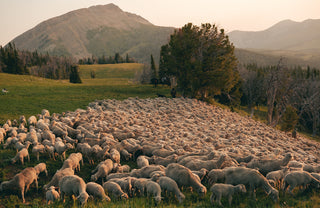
<box><xmin>1</xmin><ymin>0</ymin><xmax>320</xmax><ymax>46</ymax></box>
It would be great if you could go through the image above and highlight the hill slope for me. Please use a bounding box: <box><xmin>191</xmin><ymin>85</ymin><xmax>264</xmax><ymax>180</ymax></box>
<box><xmin>10</xmin><ymin>4</ymin><xmax>174</xmax><ymax>63</ymax></box>
<box><xmin>228</xmin><ymin>19</ymin><xmax>320</xmax><ymax>52</ymax></box>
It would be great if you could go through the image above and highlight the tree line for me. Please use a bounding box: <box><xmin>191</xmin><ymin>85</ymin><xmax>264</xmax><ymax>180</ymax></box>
<box><xmin>0</xmin><ymin>43</ymin><xmax>75</xmax><ymax>80</ymax></box>
<box><xmin>78</xmin><ymin>53</ymin><xmax>135</xmax><ymax>65</ymax></box>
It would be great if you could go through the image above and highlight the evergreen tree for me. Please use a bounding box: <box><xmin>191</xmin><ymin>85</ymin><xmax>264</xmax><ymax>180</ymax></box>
<box><xmin>69</xmin><ymin>65</ymin><xmax>82</xmax><ymax>83</ymax></box>
<box><xmin>280</xmin><ymin>105</ymin><xmax>299</xmax><ymax>132</ymax></box>
<box><xmin>150</xmin><ymin>54</ymin><xmax>157</xmax><ymax>85</ymax></box>
<box><xmin>159</xmin><ymin>23</ymin><xmax>239</xmax><ymax>101</ymax></box>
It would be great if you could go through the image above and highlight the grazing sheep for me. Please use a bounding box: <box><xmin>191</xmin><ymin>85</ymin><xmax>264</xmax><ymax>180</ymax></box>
<box><xmin>210</xmin><ymin>183</ymin><xmax>246</xmax><ymax>206</ymax></box>
<box><xmin>247</xmin><ymin>153</ymin><xmax>292</xmax><ymax>175</ymax></box>
<box><xmin>109</xmin><ymin>177</ymin><xmax>133</xmax><ymax>196</ymax></box>
<box><xmin>266</xmin><ymin>167</ymin><xmax>289</xmax><ymax>188</ymax></box>
<box><xmin>15</xmin><ymin>141</ymin><xmax>31</xmax><ymax>152</ymax></box>
<box><xmin>28</xmin><ymin>116</ymin><xmax>37</xmax><ymax>126</ymax></box>
<box><xmin>130</xmin><ymin>165</ymin><xmax>165</xmax><ymax>178</ymax></box>
<box><xmin>224</xmin><ymin>167</ymin><xmax>279</xmax><ymax>202</ymax></box>
<box><xmin>46</xmin><ymin>186</ymin><xmax>60</xmax><ymax>204</ymax></box>
<box><xmin>0</xmin><ymin>167</ymin><xmax>38</xmax><ymax>203</ymax></box>
<box><xmin>157</xmin><ymin>176</ymin><xmax>185</xmax><ymax>203</ymax></box>
<box><xmin>165</xmin><ymin>163</ymin><xmax>207</xmax><ymax>196</ymax></box>
<box><xmin>152</xmin><ymin>154</ymin><xmax>178</xmax><ymax>167</ymax></box>
<box><xmin>34</xmin><ymin>163</ymin><xmax>48</xmax><ymax>176</ymax></box>
<box><xmin>192</xmin><ymin>168</ymin><xmax>208</xmax><ymax>182</ymax></box>
<box><xmin>303</xmin><ymin>164</ymin><xmax>320</xmax><ymax>173</ymax></box>
<box><xmin>86</xmin><ymin>182</ymin><xmax>111</xmax><ymax>202</ymax></box>
<box><xmin>184</xmin><ymin>154</ymin><xmax>227</xmax><ymax>171</ymax></box>
<box><xmin>131</xmin><ymin>178</ymin><xmax>149</xmax><ymax>196</ymax></box>
<box><xmin>146</xmin><ymin>180</ymin><xmax>162</xmax><ymax>204</ymax></box>
<box><xmin>11</xmin><ymin>148</ymin><xmax>30</xmax><ymax>165</ymax></box>
<box><xmin>43</xmin><ymin>168</ymin><xmax>74</xmax><ymax>190</ymax></box>
<box><xmin>32</xmin><ymin>144</ymin><xmax>45</xmax><ymax>161</ymax></box>
<box><xmin>137</xmin><ymin>155</ymin><xmax>150</xmax><ymax>168</ymax></box>
<box><xmin>120</xmin><ymin>149</ymin><xmax>132</xmax><ymax>161</ymax></box>
<box><xmin>91</xmin><ymin>159</ymin><xmax>114</xmax><ymax>182</ymax></box>
<box><xmin>59</xmin><ymin>175</ymin><xmax>89</xmax><ymax>205</ymax></box>
<box><xmin>19</xmin><ymin>115</ymin><xmax>27</xmax><ymax>125</ymax></box>
<box><xmin>45</xmin><ymin>145</ymin><xmax>55</xmax><ymax>160</ymax></box>
<box><xmin>54</xmin><ymin>141</ymin><xmax>73</xmax><ymax>161</ymax></box>
<box><xmin>106</xmin><ymin>173</ymin><xmax>131</xmax><ymax>181</ymax></box>
<box><xmin>109</xmin><ymin>148</ymin><xmax>121</xmax><ymax>163</ymax></box>
<box><xmin>115</xmin><ymin>164</ymin><xmax>131</xmax><ymax>173</ymax></box>
<box><xmin>283</xmin><ymin>171</ymin><xmax>320</xmax><ymax>194</ymax></box>
<box><xmin>103</xmin><ymin>181</ymin><xmax>129</xmax><ymax>200</ymax></box>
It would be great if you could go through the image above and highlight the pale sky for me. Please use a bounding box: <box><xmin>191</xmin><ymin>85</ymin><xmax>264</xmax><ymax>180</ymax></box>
<box><xmin>1</xmin><ymin>0</ymin><xmax>320</xmax><ymax>46</ymax></box>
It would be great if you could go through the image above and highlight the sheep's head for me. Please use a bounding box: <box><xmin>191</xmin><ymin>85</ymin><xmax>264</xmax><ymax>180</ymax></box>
<box><xmin>197</xmin><ymin>185</ymin><xmax>207</xmax><ymax>196</ymax></box>
<box><xmin>104</xmin><ymin>195</ymin><xmax>111</xmax><ymax>202</ymax></box>
<box><xmin>121</xmin><ymin>193</ymin><xmax>129</xmax><ymax>200</ymax></box>
<box><xmin>154</xmin><ymin>196</ymin><xmax>162</xmax><ymax>204</ymax></box>
<box><xmin>177</xmin><ymin>192</ymin><xmax>185</xmax><ymax>204</ymax></box>
<box><xmin>235</xmin><ymin>184</ymin><xmax>247</xmax><ymax>193</ymax></box>
<box><xmin>77</xmin><ymin>192</ymin><xmax>89</xmax><ymax>205</ymax></box>
<box><xmin>90</xmin><ymin>175</ymin><xmax>97</xmax><ymax>182</ymax></box>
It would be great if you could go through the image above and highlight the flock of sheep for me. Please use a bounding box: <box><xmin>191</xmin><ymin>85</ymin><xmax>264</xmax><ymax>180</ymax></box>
<box><xmin>1</xmin><ymin>97</ymin><xmax>320</xmax><ymax>206</ymax></box>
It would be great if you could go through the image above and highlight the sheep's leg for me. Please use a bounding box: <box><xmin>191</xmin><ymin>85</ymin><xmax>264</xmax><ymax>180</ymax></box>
<box><xmin>37</xmin><ymin>152</ymin><xmax>40</xmax><ymax>161</ymax></box>
<box><xmin>210</xmin><ymin>193</ymin><xmax>215</xmax><ymax>204</ymax></box>
<box><xmin>216</xmin><ymin>193</ymin><xmax>222</xmax><ymax>206</ymax></box>
<box><xmin>228</xmin><ymin>195</ymin><xmax>233</xmax><ymax>206</ymax></box>
<box><xmin>27</xmin><ymin>154</ymin><xmax>30</xmax><ymax>162</ymax></box>
<box><xmin>21</xmin><ymin>157</ymin><xmax>24</xmax><ymax>165</ymax></box>
<box><xmin>21</xmin><ymin>186</ymin><xmax>25</xmax><ymax>203</ymax></box>
<box><xmin>35</xmin><ymin>178</ymin><xmax>38</xmax><ymax>191</ymax></box>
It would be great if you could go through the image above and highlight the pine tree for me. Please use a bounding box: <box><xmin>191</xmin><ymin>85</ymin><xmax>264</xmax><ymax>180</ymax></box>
<box><xmin>150</xmin><ymin>54</ymin><xmax>157</xmax><ymax>85</ymax></box>
<box><xmin>69</xmin><ymin>65</ymin><xmax>82</xmax><ymax>83</ymax></box>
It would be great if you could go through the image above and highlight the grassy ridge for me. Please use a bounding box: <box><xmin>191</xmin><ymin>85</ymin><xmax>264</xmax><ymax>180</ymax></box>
<box><xmin>0</xmin><ymin>63</ymin><xmax>169</xmax><ymax>124</ymax></box>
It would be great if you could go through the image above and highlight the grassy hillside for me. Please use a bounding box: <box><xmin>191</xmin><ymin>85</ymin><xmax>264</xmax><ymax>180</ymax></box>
<box><xmin>0</xmin><ymin>63</ymin><xmax>169</xmax><ymax>124</ymax></box>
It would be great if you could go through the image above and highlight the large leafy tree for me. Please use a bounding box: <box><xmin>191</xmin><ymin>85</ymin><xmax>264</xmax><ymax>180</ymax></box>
<box><xmin>159</xmin><ymin>23</ymin><xmax>239</xmax><ymax>101</ymax></box>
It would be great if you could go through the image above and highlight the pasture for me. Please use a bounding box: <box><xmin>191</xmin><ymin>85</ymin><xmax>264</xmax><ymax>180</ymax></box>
<box><xmin>0</xmin><ymin>63</ymin><xmax>169</xmax><ymax>124</ymax></box>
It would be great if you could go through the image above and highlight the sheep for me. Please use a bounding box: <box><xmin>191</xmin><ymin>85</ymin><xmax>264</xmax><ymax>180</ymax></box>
<box><xmin>266</xmin><ymin>167</ymin><xmax>289</xmax><ymax>188</ymax></box>
<box><xmin>210</xmin><ymin>183</ymin><xmax>246</xmax><ymax>206</ymax></box>
<box><xmin>109</xmin><ymin>148</ymin><xmax>121</xmax><ymax>163</ymax></box>
<box><xmin>36</xmin><ymin>120</ymin><xmax>49</xmax><ymax>131</ymax></box>
<box><xmin>41</xmin><ymin>129</ymin><xmax>56</xmax><ymax>144</ymax></box>
<box><xmin>54</xmin><ymin>141</ymin><xmax>73</xmax><ymax>161</ymax></box>
<box><xmin>46</xmin><ymin>186</ymin><xmax>60</xmax><ymax>204</ymax></box>
<box><xmin>184</xmin><ymin>154</ymin><xmax>228</xmax><ymax>171</ymax></box>
<box><xmin>51</xmin><ymin>125</ymin><xmax>68</xmax><ymax>138</ymax></box>
<box><xmin>59</xmin><ymin>175</ymin><xmax>89</xmax><ymax>205</ymax></box>
<box><xmin>223</xmin><ymin>167</ymin><xmax>279</xmax><ymax>202</ymax></box>
<box><xmin>137</xmin><ymin>155</ymin><xmax>150</xmax><ymax>168</ymax></box>
<box><xmin>19</xmin><ymin>115</ymin><xmax>27</xmax><ymax>125</ymax></box>
<box><xmin>15</xmin><ymin>141</ymin><xmax>31</xmax><ymax>152</ymax></box>
<box><xmin>32</xmin><ymin>144</ymin><xmax>45</xmax><ymax>161</ymax></box>
<box><xmin>86</xmin><ymin>182</ymin><xmax>111</xmax><ymax>202</ymax></box>
<box><xmin>26</xmin><ymin>129</ymin><xmax>38</xmax><ymax>145</ymax></box>
<box><xmin>131</xmin><ymin>178</ymin><xmax>148</xmax><ymax>196</ymax></box>
<box><xmin>27</xmin><ymin>115</ymin><xmax>37</xmax><ymax>126</ymax></box>
<box><xmin>156</xmin><ymin>176</ymin><xmax>185</xmax><ymax>203</ymax></box>
<box><xmin>3</xmin><ymin>136</ymin><xmax>14</xmax><ymax>149</ymax></box>
<box><xmin>65</xmin><ymin>152</ymin><xmax>83</xmax><ymax>171</ymax></box>
<box><xmin>130</xmin><ymin>165</ymin><xmax>165</xmax><ymax>178</ymax></box>
<box><xmin>145</xmin><ymin>180</ymin><xmax>162</xmax><ymax>204</ymax></box>
<box><xmin>247</xmin><ymin>153</ymin><xmax>292</xmax><ymax>175</ymax></box>
<box><xmin>77</xmin><ymin>142</ymin><xmax>93</xmax><ymax>164</ymax></box>
<box><xmin>303</xmin><ymin>164</ymin><xmax>320</xmax><ymax>173</ymax></box>
<box><xmin>45</xmin><ymin>145</ymin><xmax>55</xmax><ymax>160</ymax></box>
<box><xmin>0</xmin><ymin>167</ymin><xmax>38</xmax><ymax>203</ymax></box>
<box><xmin>106</xmin><ymin>173</ymin><xmax>131</xmax><ymax>181</ymax></box>
<box><xmin>91</xmin><ymin>159</ymin><xmax>114</xmax><ymax>182</ymax></box>
<box><xmin>120</xmin><ymin>149</ymin><xmax>132</xmax><ymax>161</ymax></box>
<box><xmin>11</xmin><ymin>148</ymin><xmax>30</xmax><ymax>165</ymax></box>
<box><xmin>0</xmin><ymin>130</ymin><xmax>4</xmax><ymax>144</ymax></box>
<box><xmin>103</xmin><ymin>181</ymin><xmax>129</xmax><ymax>200</ymax></box>
<box><xmin>34</xmin><ymin>163</ymin><xmax>48</xmax><ymax>176</ymax></box>
<box><xmin>108</xmin><ymin>177</ymin><xmax>133</xmax><ymax>196</ymax></box>
<box><xmin>207</xmin><ymin>169</ymin><xmax>226</xmax><ymax>185</ymax></box>
<box><xmin>152</xmin><ymin>154</ymin><xmax>178</xmax><ymax>167</ymax></box>
<box><xmin>192</xmin><ymin>168</ymin><xmax>208</xmax><ymax>182</ymax></box>
<box><xmin>165</xmin><ymin>163</ymin><xmax>207</xmax><ymax>196</ymax></box>
<box><xmin>43</xmin><ymin>168</ymin><xmax>74</xmax><ymax>190</ymax></box>
<box><xmin>283</xmin><ymin>171</ymin><xmax>320</xmax><ymax>194</ymax></box>
<box><xmin>114</xmin><ymin>164</ymin><xmax>131</xmax><ymax>173</ymax></box>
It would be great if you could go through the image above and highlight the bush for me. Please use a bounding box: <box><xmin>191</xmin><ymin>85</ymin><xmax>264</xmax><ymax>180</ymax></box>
<box><xmin>281</xmin><ymin>105</ymin><xmax>299</xmax><ymax>132</ymax></box>
<box><xmin>69</xmin><ymin>65</ymin><xmax>82</xmax><ymax>83</ymax></box>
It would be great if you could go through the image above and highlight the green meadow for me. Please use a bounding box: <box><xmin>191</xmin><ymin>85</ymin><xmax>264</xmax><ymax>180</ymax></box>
<box><xmin>0</xmin><ymin>63</ymin><xmax>169</xmax><ymax>124</ymax></box>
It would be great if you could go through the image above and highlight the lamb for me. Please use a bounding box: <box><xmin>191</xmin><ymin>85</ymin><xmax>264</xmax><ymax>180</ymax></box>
<box><xmin>103</xmin><ymin>181</ymin><xmax>129</xmax><ymax>200</ymax></box>
<box><xmin>46</xmin><ymin>186</ymin><xmax>60</xmax><ymax>204</ymax></box>
<box><xmin>43</xmin><ymin>168</ymin><xmax>74</xmax><ymax>190</ymax></box>
<box><xmin>91</xmin><ymin>159</ymin><xmax>114</xmax><ymax>182</ymax></box>
<box><xmin>0</xmin><ymin>167</ymin><xmax>38</xmax><ymax>203</ymax></box>
<box><xmin>32</xmin><ymin>144</ymin><xmax>45</xmax><ymax>161</ymax></box>
<box><xmin>223</xmin><ymin>167</ymin><xmax>279</xmax><ymax>202</ymax></box>
<box><xmin>145</xmin><ymin>180</ymin><xmax>162</xmax><ymax>204</ymax></box>
<box><xmin>165</xmin><ymin>163</ymin><xmax>207</xmax><ymax>196</ymax></box>
<box><xmin>137</xmin><ymin>155</ymin><xmax>150</xmax><ymax>168</ymax></box>
<box><xmin>156</xmin><ymin>176</ymin><xmax>185</xmax><ymax>203</ymax></box>
<box><xmin>266</xmin><ymin>167</ymin><xmax>289</xmax><ymax>188</ymax></box>
<box><xmin>283</xmin><ymin>171</ymin><xmax>320</xmax><ymax>194</ymax></box>
<box><xmin>11</xmin><ymin>148</ymin><xmax>30</xmax><ymax>165</ymax></box>
<box><xmin>27</xmin><ymin>115</ymin><xmax>37</xmax><ymax>126</ymax></box>
<box><xmin>59</xmin><ymin>175</ymin><xmax>89</xmax><ymax>205</ymax></box>
<box><xmin>54</xmin><ymin>141</ymin><xmax>73</xmax><ymax>161</ymax></box>
<box><xmin>210</xmin><ymin>183</ymin><xmax>246</xmax><ymax>206</ymax></box>
<box><xmin>34</xmin><ymin>163</ymin><xmax>48</xmax><ymax>176</ymax></box>
<box><xmin>86</xmin><ymin>182</ymin><xmax>111</xmax><ymax>202</ymax></box>
<box><xmin>247</xmin><ymin>153</ymin><xmax>292</xmax><ymax>175</ymax></box>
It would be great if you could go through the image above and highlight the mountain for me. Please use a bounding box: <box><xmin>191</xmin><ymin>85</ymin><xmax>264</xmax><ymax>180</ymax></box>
<box><xmin>228</xmin><ymin>19</ymin><xmax>320</xmax><ymax>52</ymax></box>
<box><xmin>10</xmin><ymin>4</ymin><xmax>174</xmax><ymax>63</ymax></box>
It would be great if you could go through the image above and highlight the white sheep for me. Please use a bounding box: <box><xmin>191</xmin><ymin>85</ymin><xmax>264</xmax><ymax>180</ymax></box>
<box><xmin>59</xmin><ymin>175</ymin><xmax>89</xmax><ymax>205</ymax></box>
<box><xmin>131</xmin><ymin>178</ymin><xmax>148</xmax><ymax>196</ymax></box>
<box><xmin>86</xmin><ymin>182</ymin><xmax>111</xmax><ymax>202</ymax></box>
<box><xmin>210</xmin><ymin>183</ymin><xmax>246</xmax><ymax>206</ymax></box>
<box><xmin>108</xmin><ymin>177</ymin><xmax>133</xmax><ymax>196</ymax></box>
<box><xmin>146</xmin><ymin>180</ymin><xmax>162</xmax><ymax>204</ymax></box>
<box><xmin>91</xmin><ymin>159</ymin><xmax>114</xmax><ymax>182</ymax></box>
<box><xmin>283</xmin><ymin>171</ymin><xmax>320</xmax><ymax>194</ymax></box>
<box><xmin>110</xmin><ymin>148</ymin><xmax>121</xmax><ymax>163</ymax></box>
<box><xmin>45</xmin><ymin>145</ymin><xmax>55</xmax><ymax>160</ymax></box>
<box><xmin>103</xmin><ymin>181</ymin><xmax>129</xmax><ymax>200</ymax></box>
<box><xmin>165</xmin><ymin>163</ymin><xmax>207</xmax><ymax>196</ymax></box>
<box><xmin>266</xmin><ymin>167</ymin><xmax>289</xmax><ymax>188</ymax></box>
<box><xmin>54</xmin><ymin>141</ymin><xmax>73</xmax><ymax>161</ymax></box>
<box><xmin>27</xmin><ymin>115</ymin><xmax>37</xmax><ymax>126</ymax></box>
<box><xmin>15</xmin><ymin>141</ymin><xmax>31</xmax><ymax>152</ymax></box>
<box><xmin>0</xmin><ymin>167</ymin><xmax>38</xmax><ymax>203</ymax></box>
<box><xmin>32</xmin><ymin>144</ymin><xmax>45</xmax><ymax>161</ymax></box>
<box><xmin>137</xmin><ymin>155</ymin><xmax>150</xmax><ymax>168</ymax></box>
<box><xmin>130</xmin><ymin>165</ymin><xmax>165</xmax><ymax>178</ymax></box>
<box><xmin>114</xmin><ymin>164</ymin><xmax>131</xmax><ymax>173</ymax></box>
<box><xmin>157</xmin><ymin>176</ymin><xmax>185</xmax><ymax>203</ymax></box>
<box><xmin>43</xmin><ymin>168</ymin><xmax>74</xmax><ymax>190</ymax></box>
<box><xmin>34</xmin><ymin>162</ymin><xmax>48</xmax><ymax>176</ymax></box>
<box><xmin>46</xmin><ymin>186</ymin><xmax>60</xmax><ymax>204</ymax></box>
<box><xmin>11</xmin><ymin>148</ymin><xmax>30</xmax><ymax>165</ymax></box>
